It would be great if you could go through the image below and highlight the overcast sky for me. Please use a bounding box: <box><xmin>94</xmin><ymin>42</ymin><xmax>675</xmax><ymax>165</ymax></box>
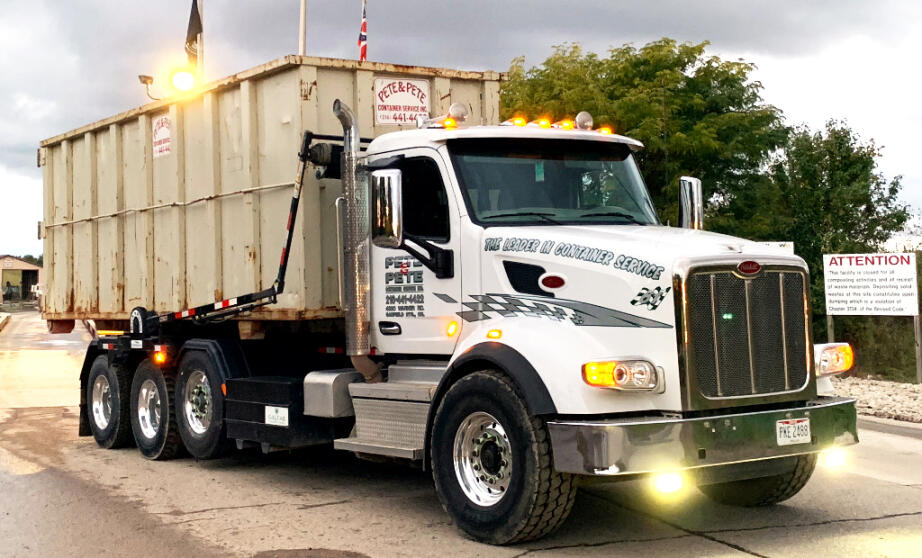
<box><xmin>1</xmin><ymin>0</ymin><xmax>920</xmax><ymax>255</ymax></box>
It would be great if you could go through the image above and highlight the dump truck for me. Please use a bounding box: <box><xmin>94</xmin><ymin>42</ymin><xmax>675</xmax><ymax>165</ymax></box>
<box><xmin>40</xmin><ymin>55</ymin><xmax>858</xmax><ymax>544</ymax></box>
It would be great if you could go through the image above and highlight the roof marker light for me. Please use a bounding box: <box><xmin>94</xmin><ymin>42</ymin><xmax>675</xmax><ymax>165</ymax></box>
<box><xmin>554</xmin><ymin>119</ymin><xmax>575</xmax><ymax>130</ymax></box>
<box><xmin>502</xmin><ymin>116</ymin><xmax>528</xmax><ymax>127</ymax></box>
<box><xmin>575</xmin><ymin>111</ymin><xmax>593</xmax><ymax>130</ymax></box>
<box><xmin>534</xmin><ymin>118</ymin><xmax>552</xmax><ymax>129</ymax></box>
<box><xmin>598</xmin><ymin>126</ymin><xmax>613</xmax><ymax>135</ymax></box>
<box><xmin>443</xmin><ymin>117</ymin><xmax>457</xmax><ymax>130</ymax></box>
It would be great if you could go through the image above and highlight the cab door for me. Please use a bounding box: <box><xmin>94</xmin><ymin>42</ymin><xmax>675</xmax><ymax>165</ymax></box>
<box><xmin>369</xmin><ymin>148</ymin><xmax>462</xmax><ymax>355</ymax></box>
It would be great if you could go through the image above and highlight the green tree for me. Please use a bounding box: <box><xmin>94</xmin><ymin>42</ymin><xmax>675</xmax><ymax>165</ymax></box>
<box><xmin>501</xmin><ymin>40</ymin><xmax>788</xmax><ymax>223</ymax></box>
<box><xmin>760</xmin><ymin>122</ymin><xmax>906</xmax><ymax>315</ymax></box>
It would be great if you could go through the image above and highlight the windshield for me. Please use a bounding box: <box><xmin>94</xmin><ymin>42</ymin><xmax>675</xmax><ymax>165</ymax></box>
<box><xmin>448</xmin><ymin>138</ymin><xmax>659</xmax><ymax>226</ymax></box>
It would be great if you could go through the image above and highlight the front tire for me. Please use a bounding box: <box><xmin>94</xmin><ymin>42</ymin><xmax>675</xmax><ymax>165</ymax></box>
<box><xmin>175</xmin><ymin>350</ymin><xmax>228</xmax><ymax>460</ymax></box>
<box><xmin>430</xmin><ymin>370</ymin><xmax>576</xmax><ymax>544</ymax></box>
<box><xmin>85</xmin><ymin>355</ymin><xmax>133</xmax><ymax>449</ymax></box>
<box><xmin>130</xmin><ymin>359</ymin><xmax>182</xmax><ymax>460</ymax></box>
<box><xmin>698</xmin><ymin>453</ymin><xmax>817</xmax><ymax>506</ymax></box>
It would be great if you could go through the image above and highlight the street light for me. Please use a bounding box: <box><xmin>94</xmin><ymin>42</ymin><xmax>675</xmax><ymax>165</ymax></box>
<box><xmin>171</xmin><ymin>69</ymin><xmax>196</xmax><ymax>92</ymax></box>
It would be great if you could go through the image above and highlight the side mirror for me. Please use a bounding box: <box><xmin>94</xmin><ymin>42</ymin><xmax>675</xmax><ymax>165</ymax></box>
<box><xmin>678</xmin><ymin>176</ymin><xmax>703</xmax><ymax>230</ymax></box>
<box><xmin>371</xmin><ymin>169</ymin><xmax>403</xmax><ymax>248</ymax></box>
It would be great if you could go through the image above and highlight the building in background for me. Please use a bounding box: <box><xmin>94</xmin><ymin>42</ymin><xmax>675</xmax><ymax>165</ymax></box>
<box><xmin>1</xmin><ymin>255</ymin><xmax>42</xmax><ymax>301</ymax></box>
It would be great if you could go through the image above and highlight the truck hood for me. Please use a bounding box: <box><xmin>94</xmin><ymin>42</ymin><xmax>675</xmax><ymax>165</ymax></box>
<box><xmin>477</xmin><ymin>224</ymin><xmax>803</xmax><ymax>327</ymax></box>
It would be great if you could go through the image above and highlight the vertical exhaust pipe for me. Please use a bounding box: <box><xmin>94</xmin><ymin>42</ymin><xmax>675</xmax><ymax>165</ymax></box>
<box><xmin>333</xmin><ymin>99</ymin><xmax>379</xmax><ymax>382</ymax></box>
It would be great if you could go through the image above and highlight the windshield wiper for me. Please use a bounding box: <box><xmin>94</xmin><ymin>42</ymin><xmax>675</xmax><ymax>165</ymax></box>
<box><xmin>578</xmin><ymin>210</ymin><xmax>646</xmax><ymax>225</ymax></box>
<box><xmin>482</xmin><ymin>211</ymin><xmax>562</xmax><ymax>225</ymax></box>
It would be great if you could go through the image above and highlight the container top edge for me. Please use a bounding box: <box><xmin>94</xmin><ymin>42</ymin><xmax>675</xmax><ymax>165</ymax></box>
<box><xmin>40</xmin><ymin>54</ymin><xmax>506</xmax><ymax>148</ymax></box>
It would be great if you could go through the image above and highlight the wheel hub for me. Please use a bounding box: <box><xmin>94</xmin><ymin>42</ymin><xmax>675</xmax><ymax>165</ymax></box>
<box><xmin>453</xmin><ymin>411</ymin><xmax>512</xmax><ymax>506</ymax></box>
<box><xmin>137</xmin><ymin>378</ymin><xmax>161</xmax><ymax>440</ymax></box>
<box><xmin>91</xmin><ymin>375</ymin><xmax>112</xmax><ymax>430</ymax></box>
<box><xmin>183</xmin><ymin>370</ymin><xmax>212</xmax><ymax>435</ymax></box>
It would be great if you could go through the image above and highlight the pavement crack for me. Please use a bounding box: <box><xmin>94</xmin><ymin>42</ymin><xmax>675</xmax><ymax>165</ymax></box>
<box><xmin>155</xmin><ymin>501</ymin><xmax>285</xmax><ymax>517</ymax></box>
<box><xmin>580</xmin><ymin>490</ymin><xmax>770</xmax><ymax>557</ymax></box>
<box><xmin>510</xmin><ymin>534</ymin><xmax>692</xmax><ymax>557</ymax></box>
<box><xmin>298</xmin><ymin>499</ymin><xmax>351</xmax><ymax>510</ymax></box>
<box><xmin>701</xmin><ymin>509</ymin><xmax>922</xmax><ymax>534</ymax></box>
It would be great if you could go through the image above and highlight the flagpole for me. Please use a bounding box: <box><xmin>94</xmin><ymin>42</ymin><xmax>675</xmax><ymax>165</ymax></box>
<box><xmin>198</xmin><ymin>0</ymin><xmax>205</xmax><ymax>81</ymax></box>
<box><xmin>298</xmin><ymin>0</ymin><xmax>307</xmax><ymax>56</ymax></box>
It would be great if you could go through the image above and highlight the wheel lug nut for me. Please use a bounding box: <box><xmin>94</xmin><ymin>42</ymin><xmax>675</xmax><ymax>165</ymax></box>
<box><xmin>501</xmin><ymin>460</ymin><xmax>507</xmax><ymax>467</ymax></box>
<box><xmin>472</xmin><ymin>450</ymin><xmax>479</xmax><ymax>457</ymax></box>
<box><xmin>488</xmin><ymin>478</ymin><xmax>495</xmax><ymax>484</ymax></box>
<box><xmin>473</xmin><ymin>464</ymin><xmax>480</xmax><ymax>471</ymax></box>
<box><xmin>497</xmin><ymin>472</ymin><xmax>504</xmax><ymax>479</ymax></box>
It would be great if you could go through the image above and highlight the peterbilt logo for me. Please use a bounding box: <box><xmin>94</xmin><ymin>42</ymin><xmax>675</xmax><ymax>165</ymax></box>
<box><xmin>737</xmin><ymin>260</ymin><xmax>762</xmax><ymax>275</ymax></box>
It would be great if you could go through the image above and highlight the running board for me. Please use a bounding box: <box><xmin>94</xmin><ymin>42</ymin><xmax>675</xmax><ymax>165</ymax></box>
<box><xmin>333</xmin><ymin>438</ymin><xmax>422</xmax><ymax>460</ymax></box>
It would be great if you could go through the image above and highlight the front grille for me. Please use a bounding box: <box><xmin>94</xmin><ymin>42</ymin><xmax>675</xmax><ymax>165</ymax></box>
<box><xmin>686</xmin><ymin>269</ymin><xmax>809</xmax><ymax>398</ymax></box>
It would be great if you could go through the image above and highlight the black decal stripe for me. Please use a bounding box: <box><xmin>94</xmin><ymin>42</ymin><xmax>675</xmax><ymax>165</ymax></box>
<box><xmin>452</xmin><ymin>293</ymin><xmax>672</xmax><ymax>328</ymax></box>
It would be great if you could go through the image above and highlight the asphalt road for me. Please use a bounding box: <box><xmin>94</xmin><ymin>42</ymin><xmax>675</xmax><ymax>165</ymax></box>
<box><xmin>1</xmin><ymin>309</ymin><xmax>921</xmax><ymax>557</ymax></box>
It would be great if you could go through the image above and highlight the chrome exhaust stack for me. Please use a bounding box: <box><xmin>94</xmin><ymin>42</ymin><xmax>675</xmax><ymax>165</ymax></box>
<box><xmin>333</xmin><ymin>99</ymin><xmax>379</xmax><ymax>382</ymax></box>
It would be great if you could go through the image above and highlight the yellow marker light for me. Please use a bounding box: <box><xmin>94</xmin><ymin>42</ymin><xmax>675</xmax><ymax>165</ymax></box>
<box><xmin>446</xmin><ymin>321</ymin><xmax>459</xmax><ymax>337</ymax></box>
<box><xmin>153</xmin><ymin>351</ymin><xmax>167</xmax><ymax>365</ymax></box>
<box><xmin>816</xmin><ymin>343</ymin><xmax>854</xmax><ymax>376</ymax></box>
<box><xmin>537</xmin><ymin>118</ymin><xmax>552</xmax><ymax>129</ymax></box>
<box><xmin>486</xmin><ymin>329</ymin><xmax>502</xmax><ymax>339</ymax></box>
<box><xmin>583</xmin><ymin>361</ymin><xmax>616</xmax><ymax>387</ymax></box>
<box><xmin>652</xmin><ymin>472</ymin><xmax>684</xmax><ymax>494</ymax></box>
<box><xmin>171</xmin><ymin>70</ymin><xmax>196</xmax><ymax>92</ymax></box>
<box><xmin>598</xmin><ymin>126</ymin><xmax>613</xmax><ymax>135</ymax></box>
<box><xmin>442</xmin><ymin>117</ymin><xmax>457</xmax><ymax>130</ymax></box>
<box><xmin>819</xmin><ymin>447</ymin><xmax>847</xmax><ymax>468</ymax></box>
<box><xmin>96</xmin><ymin>330</ymin><xmax>125</xmax><ymax>337</ymax></box>
<box><xmin>557</xmin><ymin>119</ymin><xmax>575</xmax><ymax>130</ymax></box>
<box><xmin>513</xmin><ymin>116</ymin><xmax>527</xmax><ymax>126</ymax></box>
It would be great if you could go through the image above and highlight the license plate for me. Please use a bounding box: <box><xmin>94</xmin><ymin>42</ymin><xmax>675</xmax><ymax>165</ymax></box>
<box><xmin>776</xmin><ymin>418</ymin><xmax>810</xmax><ymax>446</ymax></box>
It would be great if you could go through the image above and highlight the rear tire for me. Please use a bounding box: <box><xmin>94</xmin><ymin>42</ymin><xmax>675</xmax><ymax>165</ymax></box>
<box><xmin>431</xmin><ymin>370</ymin><xmax>576</xmax><ymax>544</ymax></box>
<box><xmin>175</xmin><ymin>350</ymin><xmax>228</xmax><ymax>460</ymax></box>
<box><xmin>698</xmin><ymin>453</ymin><xmax>817</xmax><ymax>506</ymax></box>
<box><xmin>85</xmin><ymin>355</ymin><xmax>133</xmax><ymax>449</ymax></box>
<box><xmin>130</xmin><ymin>359</ymin><xmax>182</xmax><ymax>460</ymax></box>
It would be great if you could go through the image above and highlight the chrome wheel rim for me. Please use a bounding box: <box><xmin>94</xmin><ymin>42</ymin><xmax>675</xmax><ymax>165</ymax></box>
<box><xmin>137</xmin><ymin>379</ymin><xmax>161</xmax><ymax>440</ymax></box>
<box><xmin>183</xmin><ymin>370</ymin><xmax>212</xmax><ymax>435</ymax></box>
<box><xmin>453</xmin><ymin>411</ymin><xmax>512</xmax><ymax>507</ymax></box>
<box><xmin>91</xmin><ymin>375</ymin><xmax>112</xmax><ymax>430</ymax></box>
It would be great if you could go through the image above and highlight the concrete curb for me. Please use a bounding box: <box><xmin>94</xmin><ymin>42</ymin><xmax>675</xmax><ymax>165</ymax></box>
<box><xmin>0</xmin><ymin>313</ymin><xmax>10</xmax><ymax>333</ymax></box>
<box><xmin>858</xmin><ymin>415</ymin><xmax>922</xmax><ymax>440</ymax></box>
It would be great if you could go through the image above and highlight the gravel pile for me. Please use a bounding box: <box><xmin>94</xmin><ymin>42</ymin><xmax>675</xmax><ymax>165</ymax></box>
<box><xmin>832</xmin><ymin>375</ymin><xmax>922</xmax><ymax>423</ymax></box>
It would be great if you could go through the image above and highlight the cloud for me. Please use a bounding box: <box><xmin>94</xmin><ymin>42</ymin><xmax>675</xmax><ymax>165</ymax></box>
<box><xmin>1</xmin><ymin>0</ymin><xmax>919</xmax><ymax>255</ymax></box>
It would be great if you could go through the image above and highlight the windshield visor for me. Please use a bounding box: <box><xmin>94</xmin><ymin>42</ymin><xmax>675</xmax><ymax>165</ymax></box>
<box><xmin>448</xmin><ymin>138</ymin><xmax>659</xmax><ymax>226</ymax></box>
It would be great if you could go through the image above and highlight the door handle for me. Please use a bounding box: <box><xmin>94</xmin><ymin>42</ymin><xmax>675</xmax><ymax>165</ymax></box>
<box><xmin>378</xmin><ymin>321</ymin><xmax>402</xmax><ymax>335</ymax></box>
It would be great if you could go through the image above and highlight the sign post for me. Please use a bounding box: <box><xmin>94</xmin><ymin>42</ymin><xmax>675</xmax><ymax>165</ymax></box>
<box><xmin>823</xmin><ymin>253</ymin><xmax>920</xmax><ymax>383</ymax></box>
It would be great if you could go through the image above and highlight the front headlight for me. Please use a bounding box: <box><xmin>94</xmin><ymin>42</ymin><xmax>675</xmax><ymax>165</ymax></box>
<box><xmin>814</xmin><ymin>343</ymin><xmax>854</xmax><ymax>377</ymax></box>
<box><xmin>582</xmin><ymin>359</ymin><xmax>660</xmax><ymax>391</ymax></box>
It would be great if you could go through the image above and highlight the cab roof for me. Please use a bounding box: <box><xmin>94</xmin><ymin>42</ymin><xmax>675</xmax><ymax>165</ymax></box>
<box><xmin>366</xmin><ymin>125</ymin><xmax>644</xmax><ymax>156</ymax></box>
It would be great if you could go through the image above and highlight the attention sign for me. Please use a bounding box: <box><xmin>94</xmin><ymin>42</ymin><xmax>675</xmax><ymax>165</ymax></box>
<box><xmin>823</xmin><ymin>253</ymin><xmax>918</xmax><ymax>316</ymax></box>
<box><xmin>374</xmin><ymin>78</ymin><xmax>430</xmax><ymax>125</ymax></box>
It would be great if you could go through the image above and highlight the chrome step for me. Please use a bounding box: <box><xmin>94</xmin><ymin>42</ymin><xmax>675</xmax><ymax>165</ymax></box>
<box><xmin>333</xmin><ymin>438</ymin><xmax>422</xmax><ymax>460</ymax></box>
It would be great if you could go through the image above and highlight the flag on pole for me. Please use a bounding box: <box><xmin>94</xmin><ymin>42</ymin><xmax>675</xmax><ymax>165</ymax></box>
<box><xmin>357</xmin><ymin>0</ymin><xmax>367</xmax><ymax>62</ymax></box>
<box><xmin>185</xmin><ymin>0</ymin><xmax>203</xmax><ymax>66</ymax></box>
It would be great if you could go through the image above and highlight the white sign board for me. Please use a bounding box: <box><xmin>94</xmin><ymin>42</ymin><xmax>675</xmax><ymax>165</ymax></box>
<box><xmin>152</xmin><ymin>115</ymin><xmax>171</xmax><ymax>158</ymax></box>
<box><xmin>374</xmin><ymin>78</ymin><xmax>430</xmax><ymax>125</ymax></box>
<box><xmin>824</xmin><ymin>253</ymin><xmax>918</xmax><ymax>316</ymax></box>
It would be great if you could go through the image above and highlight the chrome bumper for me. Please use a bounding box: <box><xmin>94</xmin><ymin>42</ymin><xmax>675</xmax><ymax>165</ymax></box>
<box><xmin>547</xmin><ymin>396</ymin><xmax>858</xmax><ymax>476</ymax></box>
